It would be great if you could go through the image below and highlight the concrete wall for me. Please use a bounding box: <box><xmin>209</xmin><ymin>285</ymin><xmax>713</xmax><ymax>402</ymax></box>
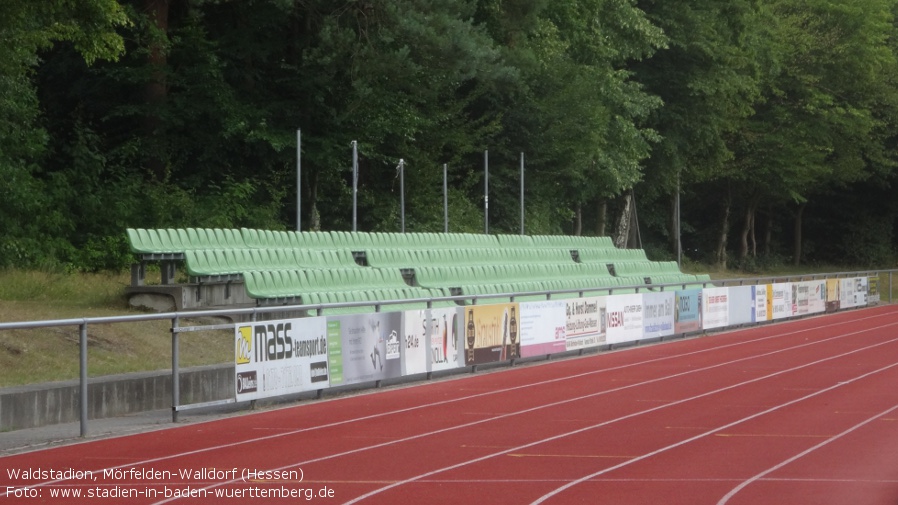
<box><xmin>0</xmin><ymin>364</ymin><xmax>234</xmax><ymax>431</ymax></box>
<box><xmin>126</xmin><ymin>282</ymin><xmax>254</xmax><ymax>312</ymax></box>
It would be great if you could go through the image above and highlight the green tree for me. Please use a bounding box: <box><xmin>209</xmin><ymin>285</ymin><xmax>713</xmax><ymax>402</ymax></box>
<box><xmin>727</xmin><ymin>0</ymin><xmax>898</xmax><ymax>266</ymax></box>
<box><xmin>0</xmin><ymin>0</ymin><xmax>128</xmax><ymax>267</ymax></box>
<box><xmin>474</xmin><ymin>0</ymin><xmax>666</xmax><ymax>235</ymax></box>
<box><xmin>632</xmin><ymin>0</ymin><xmax>763</xmax><ymax>261</ymax></box>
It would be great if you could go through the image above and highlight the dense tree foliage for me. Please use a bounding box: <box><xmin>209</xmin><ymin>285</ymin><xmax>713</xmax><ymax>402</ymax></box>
<box><xmin>1</xmin><ymin>0</ymin><xmax>897</xmax><ymax>271</ymax></box>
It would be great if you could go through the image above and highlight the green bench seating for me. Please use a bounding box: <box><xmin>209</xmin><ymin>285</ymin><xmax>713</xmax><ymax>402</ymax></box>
<box><xmin>128</xmin><ymin>228</ymin><xmax>707</xmax><ymax>307</ymax></box>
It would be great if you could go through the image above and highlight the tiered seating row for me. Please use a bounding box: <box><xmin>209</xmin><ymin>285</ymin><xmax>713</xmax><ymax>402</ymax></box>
<box><xmin>577</xmin><ymin>247</ymin><xmax>648</xmax><ymax>262</ymax></box>
<box><xmin>243</xmin><ymin>269</ymin><xmax>452</xmax><ymax>312</ymax></box>
<box><xmin>365</xmin><ymin>248</ymin><xmax>573</xmax><ymax>268</ymax></box>
<box><xmin>128</xmin><ymin>228</ymin><xmax>505</xmax><ymax>255</ymax></box>
<box><xmin>495</xmin><ymin>234</ymin><xmax>615</xmax><ymax>249</ymax></box>
<box><xmin>185</xmin><ymin>248</ymin><xmax>358</xmax><ymax>277</ymax></box>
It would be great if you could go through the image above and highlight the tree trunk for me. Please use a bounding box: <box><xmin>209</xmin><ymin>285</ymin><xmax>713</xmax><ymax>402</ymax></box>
<box><xmin>574</xmin><ymin>204</ymin><xmax>582</xmax><ymax>236</ymax></box>
<box><xmin>764</xmin><ymin>208</ymin><xmax>773</xmax><ymax>256</ymax></box>
<box><xmin>748</xmin><ymin>205</ymin><xmax>758</xmax><ymax>258</ymax></box>
<box><xmin>738</xmin><ymin>202</ymin><xmax>755</xmax><ymax>260</ymax></box>
<box><xmin>715</xmin><ymin>190</ymin><xmax>731</xmax><ymax>269</ymax></box>
<box><xmin>793</xmin><ymin>203</ymin><xmax>806</xmax><ymax>267</ymax></box>
<box><xmin>614</xmin><ymin>194</ymin><xmax>632</xmax><ymax>249</ymax></box>
<box><xmin>308</xmin><ymin>167</ymin><xmax>320</xmax><ymax>231</ymax></box>
<box><xmin>595</xmin><ymin>198</ymin><xmax>607</xmax><ymax>236</ymax></box>
<box><xmin>144</xmin><ymin>0</ymin><xmax>171</xmax><ymax>181</ymax></box>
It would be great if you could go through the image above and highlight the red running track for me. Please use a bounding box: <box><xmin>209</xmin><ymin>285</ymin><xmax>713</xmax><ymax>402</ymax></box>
<box><xmin>2</xmin><ymin>305</ymin><xmax>898</xmax><ymax>504</ymax></box>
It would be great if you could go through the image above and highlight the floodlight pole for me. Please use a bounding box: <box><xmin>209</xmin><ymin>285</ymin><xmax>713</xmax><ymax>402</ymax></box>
<box><xmin>399</xmin><ymin>159</ymin><xmax>405</xmax><ymax>233</ymax></box>
<box><xmin>296</xmin><ymin>129</ymin><xmax>301</xmax><ymax>232</ymax></box>
<box><xmin>443</xmin><ymin>163</ymin><xmax>449</xmax><ymax>233</ymax></box>
<box><xmin>676</xmin><ymin>171</ymin><xmax>682</xmax><ymax>267</ymax></box>
<box><xmin>352</xmin><ymin>140</ymin><xmax>358</xmax><ymax>232</ymax></box>
<box><xmin>520</xmin><ymin>152</ymin><xmax>525</xmax><ymax>235</ymax></box>
<box><xmin>484</xmin><ymin>150</ymin><xmax>489</xmax><ymax>234</ymax></box>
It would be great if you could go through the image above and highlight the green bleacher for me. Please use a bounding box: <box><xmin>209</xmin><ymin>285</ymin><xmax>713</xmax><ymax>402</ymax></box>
<box><xmin>127</xmin><ymin>227</ymin><xmax>707</xmax><ymax>310</ymax></box>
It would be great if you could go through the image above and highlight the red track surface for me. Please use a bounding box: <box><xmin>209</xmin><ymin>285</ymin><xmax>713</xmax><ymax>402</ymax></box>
<box><xmin>3</xmin><ymin>305</ymin><xmax>898</xmax><ymax>504</ymax></box>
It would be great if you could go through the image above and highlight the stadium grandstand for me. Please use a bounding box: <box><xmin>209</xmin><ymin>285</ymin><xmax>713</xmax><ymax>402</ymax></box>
<box><xmin>125</xmin><ymin>228</ymin><xmax>710</xmax><ymax>313</ymax></box>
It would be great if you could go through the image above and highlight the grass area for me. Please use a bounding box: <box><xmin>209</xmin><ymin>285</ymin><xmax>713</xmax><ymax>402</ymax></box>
<box><xmin>0</xmin><ymin>265</ymin><xmax>894</xmax><ymax>388</ymax></box>
<box><xmin>0</xmin><ymin>270</ymin><xmax>231</xmax><ymax>388</ymax></box>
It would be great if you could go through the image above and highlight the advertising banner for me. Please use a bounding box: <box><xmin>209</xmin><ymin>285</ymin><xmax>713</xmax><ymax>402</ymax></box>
<box><xmin>803</xmin><ymin>280</ymin><xmax>827</xmax><ymax>314</ymax></box>
<box><xmin>674</xmin><ymin>289</ymin><xmax>702</xmax><ymax>333</ymax></box>
<box><xmin>840</xmin><ymin>277</ymin><xmax>867</xmax><ymax>308</ymax></box>
<box><xmin>792</xmin><ymin>283</ymin><xmax>810</xmax><ymax>316</ymax></box>
<box><xmin>856</xmin><ymin>277</ymin><xmax>869</xmax><ymax>307</ymax></box>
<box><xmin>235</xmin><ymin>317</ymin><xmax>329</xmax><ymax>401</ymax></box>
<box><xmin>825</xmin><ymin>279</ymin><xmax>841</xmax><ymax>312</ymax></box>
<box><xmin>564</xmin><ymin>296</ymin><xmax>607</xmax><ymax>351</ymax></box>
<box><xmin>327</xmin><ymin>312</ymin><xmax>402</xmax><ymax>386</ymax></box>
<box><xmin>642</xmin><ymin>291</ymin><xmax>675</xmax><ymax>339</ymax></box>
<box><xmin>702</xmin><ymin>287</ymin><xmax>729</xmax><ymax>330</ymax></box>
<box><xmin>869</xmin><ymin>276</ymin><xmax>881</xmax><ymax>305</ymax></box>
<box><xmin>463</xmin><ymin>303</ymin><xmax>520</xmax><ymax>365</ymax></box>
<box><xmin>770</xmin><ymin>283</ymin><xmax>792</xmax><ymax>320</ymax></box>
<box><xmin>753</xmin><ymin>285</ymin><xmax>769</xmax><ymax>322</ymax></box>
<box><xmin>606</xmin><ymin>294</ymin><xmax>644</xmax><ymax>345</ymax></box>
<box><xmin>727</xmin><ymin>286</ymin><xmax>754</xmax><ymax>326</ymax></box>
<box><xmin>519</xmin><ymin>300</ymin><xmax>567</xmax><ymax>358</ymax></box>
<box><xmin>402</xmin><ymin>307</ymin><xmax>462</xmax><ymax>375</ymax></box>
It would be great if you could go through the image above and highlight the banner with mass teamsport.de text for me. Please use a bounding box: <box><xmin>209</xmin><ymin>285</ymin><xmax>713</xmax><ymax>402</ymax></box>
<box><xmin>234</xmin><ymin>316</ymin><xmax>330</xmax><ymax>402</ymax></box>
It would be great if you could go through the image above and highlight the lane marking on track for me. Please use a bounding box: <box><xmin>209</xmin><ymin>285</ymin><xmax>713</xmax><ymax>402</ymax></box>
<box><xmin>507</xmin><ymin>453</ymin><xmax>634</xmax><ymax>459</ymax></box>
<box><xmin>713</xmin><ymin>433</ymin><xmax>832</xmax><ymax>438</ymax></box>
<box><xmin>6</xmin><ymin>309</ymin><xmax>897</xmax><ymax>500</ymax></box>
<box><xmin>716</xmin><ymin>402</ymin><xmax>898</xmax><ymax>505</ymax></box>
<box><xmin>326</xmin><ymin>331</ymin><xmax>898</xmax><ymax>504</ymax></box>
<box><xmin>530</xmin><ymin>362</ymin><xmax>898</xmax><ymax>505</ymax></box>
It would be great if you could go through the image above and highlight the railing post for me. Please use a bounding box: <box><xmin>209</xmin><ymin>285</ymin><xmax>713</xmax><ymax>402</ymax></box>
<box><xmin>80</xmin><ymin>322</ymin><xmax>88</xmax><ymax>437</ymax></box>
<box><xmin>171</xmin><ymin>315</ymin><xmax>180</xmax><ymax>423</ymax></box>
<box><xmin>426</xmin><ymin>300</ymin><xmax>433</xmax><ymax>380</ymax></box>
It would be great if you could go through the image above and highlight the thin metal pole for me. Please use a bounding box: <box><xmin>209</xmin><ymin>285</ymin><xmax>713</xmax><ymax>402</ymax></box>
<box><xmin>352</xmin><ymin>141</ymin><xmax>358</xmax><ymax>232</ymax></box>
<box><xmin>399</xmin><ymin>159</ymin><xmax>405</xmax><ymax>233</ymax></box>
<box><xmin>484</xmin><ymin>150</ymin><xmax>489</xmax><ymax>234</ymax></box>
<box><xmin>676</xmin><ymin>172</ymin><xmax>682</xmax><ymax>267</ymax></box>
<box><xmin>520</xmin><ymin>152</ymin><xmax>525</xmax><ymax>235</ymax></box>
<box><xmin>296</xmin><ymin>129</ymin><xmax>301</xmax><ymax>232</ymax></box>
<box><xmin>171</xmin><ymin>315</ymin><xmax>180</xmax><ymax>423</ymax></box>
<box><xmin>890</xmin><ymin>271</ymin><xmax>893</xmax><ymax>303</ymax></box>
<box><xmin>79</xmin><ymin>323</ymin><xmax>88</xmax><ymax>437</ymax></box>
<box><xmin>443</xmin><ymin>163</ymin><xmax>448</xmax><ymax>233</ymax></box>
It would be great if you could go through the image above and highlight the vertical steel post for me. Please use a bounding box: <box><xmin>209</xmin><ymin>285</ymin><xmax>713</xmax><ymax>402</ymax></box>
<box><xmin>400</xmin><ymin>159</ymin><xmax>405</xmax><ymax>233</ymax></box>
<box><xmin>443</xmin><ymin>163</ymin><xmax>448</xmax><ymax>233</ymax></box>
<box><xmin>297</xmin><ymin>129</ymin><xmax>301</xmax><ymax>231</ymax></box>
<box><xmin>79</xmin><ymin>323</ymin><xmax>88</xmax><ymax>437</ymax></box>
<box><xmin>352</xmin><ymin>141</ymin><xmax>358</xmax><ymax>232</ymax></box>
<box><xmin>676</xmin><ymin>172</ymin><xmax>682</xmax><ymax>268</ymax></box>
<box><xmin>171</xmin><ymin>315</ymin><xmax>180</xmax><ymax>423</ymax></box>
<box><xmin>520</xmin><ymin>152</ymin><xmax>525</xmax><ymax>235</ymax></box>
<box><xmin>484</xmin><ymin>150</ymin><xmax>489</xmax><ymax>234</ymax></box>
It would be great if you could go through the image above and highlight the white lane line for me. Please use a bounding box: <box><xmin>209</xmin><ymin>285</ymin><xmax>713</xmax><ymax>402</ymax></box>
<box><xmin>715</xmin><ymin>402</ymin><xmax>898</xmax><ymax>505</ymax></box>
<box><xmin>529</xmin><ymin>362</ymin><xmax>898</xmax><ymax>505</ymax></box>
